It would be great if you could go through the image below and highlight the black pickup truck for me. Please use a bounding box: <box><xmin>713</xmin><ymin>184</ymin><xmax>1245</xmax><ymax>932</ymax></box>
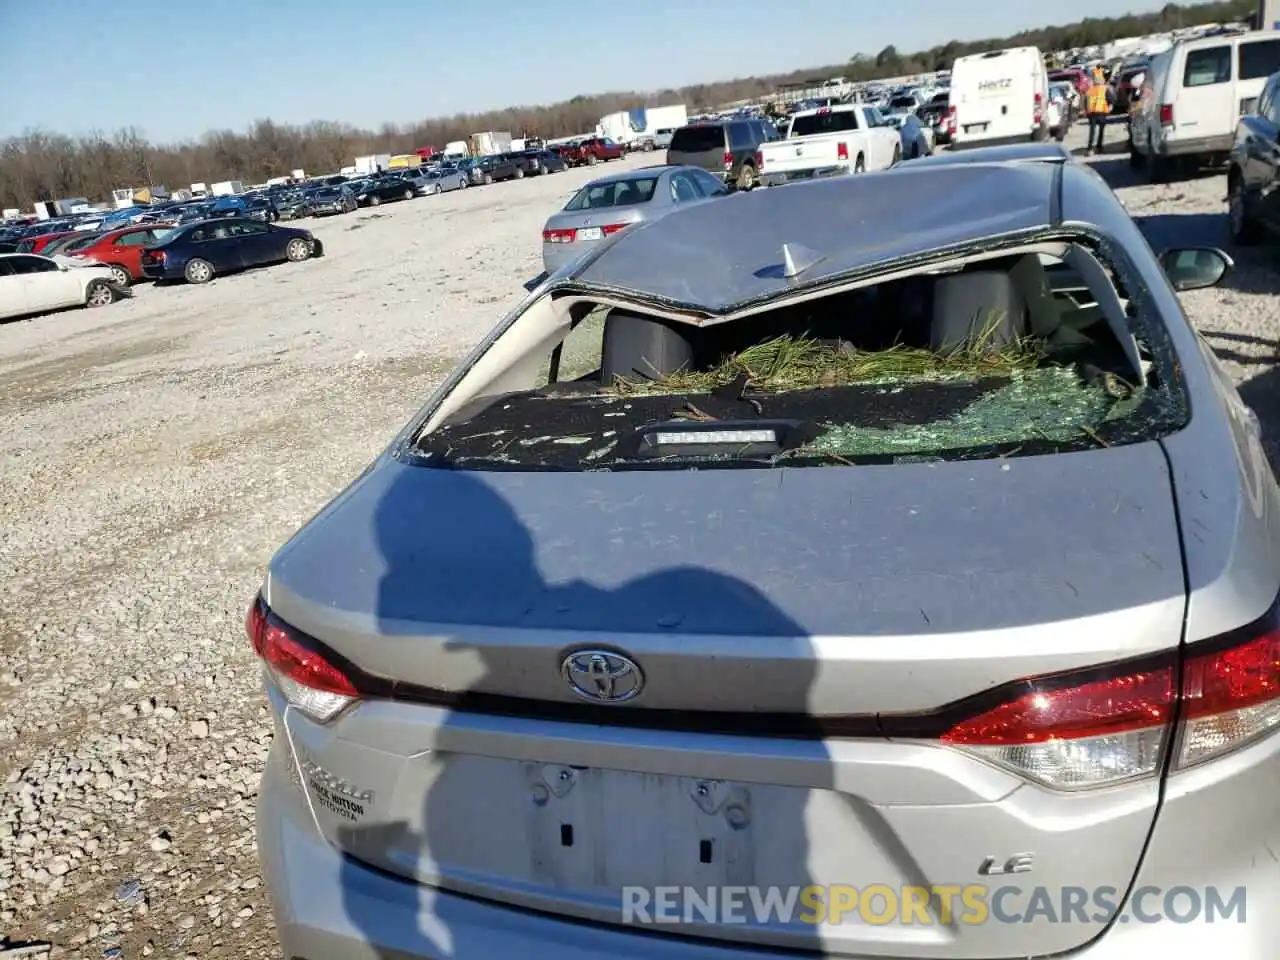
<box><xmin>474</xmin><ymin>153</ymin><xmax>525</xmax><ymax>184</ymax></box>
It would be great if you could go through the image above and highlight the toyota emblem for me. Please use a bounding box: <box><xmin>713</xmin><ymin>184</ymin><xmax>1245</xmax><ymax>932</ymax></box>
<box><xmin>561</xmin><ymin>649</ymin><xmax>644</xmax><ymax>703</ymax></box>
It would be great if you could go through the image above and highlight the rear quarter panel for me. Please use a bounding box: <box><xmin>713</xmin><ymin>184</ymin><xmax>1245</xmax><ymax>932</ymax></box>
<box><xmin>1063</xmin><ymin>168</ymin><xmax>1280</xmax><ymax>640</ymax></box>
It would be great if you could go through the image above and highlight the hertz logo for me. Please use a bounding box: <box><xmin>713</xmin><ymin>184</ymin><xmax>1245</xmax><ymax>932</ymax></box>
<box><xmin>978</xmin><ymin>79</ymin><xmax>1013</xmax><ymax>91</ymax></box>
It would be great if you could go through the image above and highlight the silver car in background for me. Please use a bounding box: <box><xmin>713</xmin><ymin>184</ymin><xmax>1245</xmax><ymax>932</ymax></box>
<box><xmin>419</xmin><ymin>168</ymin><xmax>469</xmax><ymax>195</ymax></box>
<box><xmin>253</xmin><ymin>146</ymin><xmax>1280</xmax><ymax>960</ymax></box>
<box><xmin>540</xmin><ymin>164</ymin><xmax>729</xmax><ymax>274</ymax></box>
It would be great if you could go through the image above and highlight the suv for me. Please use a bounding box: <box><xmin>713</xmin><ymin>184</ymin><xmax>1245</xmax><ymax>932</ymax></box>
<box><xmin>666</xmin><ymin>118</ymin><xmax>778</xmax><ymax>190</ymax></box>
<box><xmin>562</xmin><ymin>137</ymin><xmax>624</xmax><ymax>166</ymax></box>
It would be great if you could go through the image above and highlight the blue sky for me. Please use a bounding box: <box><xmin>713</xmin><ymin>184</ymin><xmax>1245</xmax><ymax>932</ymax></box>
<box><xmin>0</xmin><ymin>0</ymin><xmax>1168</xmax><ymax>142</ymax></box>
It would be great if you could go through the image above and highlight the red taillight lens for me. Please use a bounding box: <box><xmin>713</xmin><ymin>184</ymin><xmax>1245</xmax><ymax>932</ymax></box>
<box><xmin>1033</xmin><ymin>91</ymin><xmax>1043</xmax><ymax>123</ymax></box>
<box><xmin>754</xmin><ymin>149</ymin><xmax>763</xmax><ymax>171</ymax></box>
<box><xmin>1178</xmin><ymin>629</ymin><xmax>1280</xmax><ymax>766</ymax></box>
<box><xmin>723</xmin><ymin>151</ymin><xmax>733</xmax><ymax>170</ymax></box>
<box><xmin>600</xmin><ymin>223</ymin><xmax>628</xmax><ymax>235</ymax></box>
<box><xmin>247</xmin><ymin>596</ymin><xmax>359</xmax><ymax>722</ymax></box>
<box><xmin>836</xmin><ymin>141</ymin><xmax>848</xmax><ymax>161</ymax></box>
<box><xmin>939</xmin><ymin>608</ymin><xmax>1280</xmax><ymax>789</ymax></box>
<box><xmin>1159</xmin><ymin>103</ymin><xmax>1174</xmax><ymax>126</ymax></box>
<box><xmin>542</xmin><ymin>228</ymin><xmax>576</xmax><ymax>243</ymax></box>
<box><xmin>945</xmin><ymin>106</ymin><xmax>956</xmax><ymax>134</ymax></box>
<box><xmin>941</xmin><ymin>663</ymin><xmax>1173</xmax><ymax>789</ymax></box>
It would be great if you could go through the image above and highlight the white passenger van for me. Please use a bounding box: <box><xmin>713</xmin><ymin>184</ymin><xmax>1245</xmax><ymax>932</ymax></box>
<box><xmin>949</xmin><ymin>46</ymin><xmax>1050</xmax><ymax>149</ymax></box>
<box><xmin>1129</xmin><ymin>30</ymin><xmax>1280</xmax><ymax>181</ymax></box>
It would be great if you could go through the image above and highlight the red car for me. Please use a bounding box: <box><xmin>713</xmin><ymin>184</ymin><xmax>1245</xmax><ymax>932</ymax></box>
<box><xmin>71</xmin><ymin>224</ymin><xmax>176</xmax><ymax>286</ymax></box>
<box><xmin>15</xmin><ymin>230</ymin><xmax>79</xmax><ymax>254</ymax></box>
<box><xmin>561</xmin><ymin>136</ymin><xmax>624</xmax><ymax>167</ymax></box>
<box><xmin>1049</xmin><ymin>68</ymin><xmax>1091</xmax><ymax>98</ymax></box>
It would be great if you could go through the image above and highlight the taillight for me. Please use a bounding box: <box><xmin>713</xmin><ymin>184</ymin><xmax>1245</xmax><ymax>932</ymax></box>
<box><xmin>945</xmin><ymin>105</ymin><xmax>956</xmax><ymax>134</ymax></box>
<box><xmin>600</xmin><ymin>223</ymin><xmax>628</xmax><ymax>235</ymax></box>
<box><xmin>754</xmin><ymin>149</ymin><xmax>763</xmax><ymax>171</ymax></box>
<box><xmin>1033</xmin><ymin>91</ymin><xmax>1043</xmax><ymax>124</ymax></box>
<box><xmin>246</xmin><ymin>596</ymin><xmax>359</xmax><ymax>723</ymax></box>
<box><xmin>723</xmin><ymin>151</ymin><xmax>733</xmax><ymax>170</ymax></box>
<box><xmin>1159</xmin><ymin>103</ymin><xmax>1174</xmax><ymax>126</ymax></box>
<box><xmin>836</xmin><ymin>141</ymin><xmax>848</xmax><ymax>161</ymax></box>
<box><xmin>542</xmin><ymin>228</ymin><xmax>576</xmax><ymax>243</ymax></box>
<box><xmin>1178</xmin><ymin>628</ymin><xmax>1280</xmax><ymax>766</ymax></box>
<box><xmin>941</xmin><ymin>662</ymin><xmax>1173</xmax><ymax>789</ymax></box>
<box><xmin>939</xmin><ymin>608</ymin><xmax>1280</xmax><ymax>789</ymax></box>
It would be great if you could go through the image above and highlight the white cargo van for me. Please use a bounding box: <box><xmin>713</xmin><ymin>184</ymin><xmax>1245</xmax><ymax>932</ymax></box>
<box><xmin>1129</xmin><ymin>30</ymin><xmax>1280</xmax><ymax>181</ymax></box>
<box><xmin>949</xmin><ymin>46</ymin><xmax>1050</xmax><ymax>149</ymax></box>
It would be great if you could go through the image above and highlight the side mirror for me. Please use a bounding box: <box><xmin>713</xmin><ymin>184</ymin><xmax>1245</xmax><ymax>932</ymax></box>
<box><xmin>1157</xmin><ymin>246</ymin><xmax>1233</xmax><ymax>291</ymax></box>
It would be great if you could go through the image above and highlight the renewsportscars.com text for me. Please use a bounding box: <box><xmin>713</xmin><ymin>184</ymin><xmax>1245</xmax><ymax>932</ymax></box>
<box><xmin>622</xmin><ymin>884</ymin><xmax>1248</xmax><ymax>926</ymax></box>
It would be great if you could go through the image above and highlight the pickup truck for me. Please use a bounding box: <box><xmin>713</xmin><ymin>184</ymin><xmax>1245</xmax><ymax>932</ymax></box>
<box><xmin>756</xmin><ymin>105</ymin><xmax>902</xmax><ymax>186</ymax></box>
<box><xmin>560</xmin><ymin>136</ymin><xmax>624</xmax><ymax>167</ymax></box>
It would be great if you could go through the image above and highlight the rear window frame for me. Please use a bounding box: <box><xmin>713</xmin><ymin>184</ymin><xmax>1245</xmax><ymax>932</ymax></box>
<box><xmin>563</xmin><ymin>177</ymin><xmax>659</xmax><ymax>211</ymax></box>
<box><xmin>669</xmin><ymin>125</ymin><xmax>727</xmax><ymax>153</ymax></box>
<box><xmin>400</xmin><ymin>230</ymin><xmax>1192</xmax><ymax>473</ymax></box>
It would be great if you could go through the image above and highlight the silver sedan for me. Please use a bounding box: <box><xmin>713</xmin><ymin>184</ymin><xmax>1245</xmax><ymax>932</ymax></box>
<box><xmin>540</xmin><ymin>164</ymin><xmax>728</xmax><ymax>274</ymax></box>
<box><xmin>419</xmin><ymin>169</ymin><xmax>469</xmax><ymax>195</ymax></box>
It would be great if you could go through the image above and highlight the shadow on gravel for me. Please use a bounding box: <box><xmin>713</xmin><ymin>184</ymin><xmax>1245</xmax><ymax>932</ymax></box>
<box><xmin>1084</xmin><ymin>149</ymin><xmax>1226</xmax><ymax>190</ymax></box>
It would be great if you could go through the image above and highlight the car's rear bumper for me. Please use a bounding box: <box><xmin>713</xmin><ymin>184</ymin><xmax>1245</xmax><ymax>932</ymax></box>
<box><xmin>140</xmin><ymin>263</ymin><xmax>184</xmax><ymax>280</ymax></box>
<box><xmin>759</xmin><ymin>165</ymin><xmax>847</xmax><ymax>186</ymax></box>
<box><xmin>260</xmin><ymin>722</ymin><xmax>1280</xmax><ymax>960</ymax></box>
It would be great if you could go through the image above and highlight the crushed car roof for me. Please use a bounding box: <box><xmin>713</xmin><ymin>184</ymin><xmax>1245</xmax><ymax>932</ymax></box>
<box><xmin>568</xmin><ymin>162</ymin><xmax>1060</xmax><ymax>313</ymax></box>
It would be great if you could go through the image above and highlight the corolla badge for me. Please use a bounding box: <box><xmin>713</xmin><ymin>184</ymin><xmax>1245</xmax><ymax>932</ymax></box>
<box><xmin>561</xmin><ymin>649</ymin><xmax>644</xmax><ymax>703</ymax></box>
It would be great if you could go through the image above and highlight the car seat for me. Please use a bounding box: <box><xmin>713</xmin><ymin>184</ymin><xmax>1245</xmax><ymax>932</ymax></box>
<box><xmin>600</xmin><ymin>310</ymin><xmax>695</xmax><ymax>385</ymax></box>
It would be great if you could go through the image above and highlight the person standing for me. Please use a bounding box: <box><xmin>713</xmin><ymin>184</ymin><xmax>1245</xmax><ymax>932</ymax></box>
<box><xmin>1085</xmin><ymin>66</ymin><xmax>1114</xmax><ymax>155</ymax></box>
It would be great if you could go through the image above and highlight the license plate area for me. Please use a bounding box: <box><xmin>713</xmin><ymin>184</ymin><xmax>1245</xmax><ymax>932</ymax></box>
<box><xmin>524</xmin><ymin>764</ymin><xmax>762</xmax><ymax>888</ymax></box>
<box><xmin>578</xmin><ymin>227</ymin><xmax>603</xmax><ymax>241</ymax></box>
<box><xmin>964</xmin><ymin>122</ymin><xmax>989</xmax><ymax>133</ymax></box>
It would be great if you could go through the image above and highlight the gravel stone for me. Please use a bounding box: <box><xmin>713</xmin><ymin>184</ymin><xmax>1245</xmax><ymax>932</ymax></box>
<box><xmin>1</xmin><ymin>134</ymin><xmax>1273</xmax><ymax>957</ymax></box>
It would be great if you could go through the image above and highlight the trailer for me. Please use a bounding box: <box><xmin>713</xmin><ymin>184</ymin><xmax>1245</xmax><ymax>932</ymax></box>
<box><xmin>386</xmin><ymin>154</ymin><xmax>422</xmax><ymax>169</ymax></box>
<box><xmin>211</xmin><ymin>180</ymin><xmax>245</xmax><ymax>197</ymax></box>
<box><xmin>354</xmin><ymin>154</ymin><xmax>391</xmax><ymax>175</ymax></box>
<box><xmin>597</xmin><ymin>104</ymin><xmax>689</xmax><ymax>148</ymax></box>
<box><xmin>468</xmin><ymin>131</ymin><xmax>512</xmax><ymax>157</ymax></box>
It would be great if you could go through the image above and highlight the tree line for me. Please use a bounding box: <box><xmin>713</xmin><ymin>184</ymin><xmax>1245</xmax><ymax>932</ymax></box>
<box><xmin>0</xmin><ymin>0</ymin><xmax>1257</xmax><ymax>210</ymax></box>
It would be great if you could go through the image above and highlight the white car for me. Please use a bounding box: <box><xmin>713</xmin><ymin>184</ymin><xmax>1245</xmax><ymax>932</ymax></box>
<box><xmin>0</xmin><ymin>252</ymin><xmax>124</xmax><ymax>321</ymax></box>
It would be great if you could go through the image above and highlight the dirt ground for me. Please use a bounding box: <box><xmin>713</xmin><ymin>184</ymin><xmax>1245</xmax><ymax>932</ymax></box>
<box><xmin>2</xmin><ymin>126</ymin><xmax>1278</xmax><ymax>958</ymax></box>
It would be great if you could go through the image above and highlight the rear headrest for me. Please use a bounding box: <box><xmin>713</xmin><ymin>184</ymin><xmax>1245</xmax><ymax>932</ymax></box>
<box><xmin>930</xmin><ymin>270</ymin><xmax>1029</xmax><ymax>354</ymax></box>
<box><xmin>1006</xmin><ymin>253</ymin><xmax>1062</xmax><ymax>338</ymax></box>
<box><xmin>600</xmin><ymin>310</ymin><xmax>695</xmax><ymax>385</ymax></box>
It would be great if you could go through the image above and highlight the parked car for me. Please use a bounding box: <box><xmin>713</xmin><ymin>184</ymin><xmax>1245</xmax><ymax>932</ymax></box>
<box><xmin>917</xmin><ymin>91</ymin><xmax>953</xmax><ymax>144</ymax></box>
<box><xmin>1110</xmin><ymin>59</ymin><xmax>1150</xmax><ymax>116</ymax></box>
<box><xmin>0</xmin><ymin>252</ymin><xmax>127</xmax><ymax>320</ymax></box>
<box><xmin>1049</xmin><ymin>66</ymin><xmax>1092</xmax><ymax>97</ymax></box>
<box><xmin>139</xmin><ymin>217</ymin><xmax>321</xmax><ymax>284</ymax></box>
<box><xmin>351</xmin><ymin>177</ymin><xmax>418</xmax><ymax>206</ymax></box>
<box><xmin>513</xmin><ymin>148</ymin><xmax>567</xmax><ymax>177</ymax></box>
<box><xmin>474</xmin><ymin>153</ymin><xmax>524</xmax><ymax>184</ymax></box>
<box><xmin>68</xmin><ymin>224</ymin><xmax>177</xmax><ymax>286</ymax></box>
<box><xmin>241</xmin><ymin>195</ymin><xmax>280</xmax><ymax>223</ymax></box>
<box><xmin>560</xmin><ymin>136</ymin><xmax>624</xmax><ymax>167</ymax></box>
<box><xmin>274</xmin><ymin>191</ymin><xmax>313</xmax><ymax>221</ymax></box>
<box><xmin>252</xmin><ymin>145</ymin><xmax>1271</xmax><ymax>960</ymax></box>
<box><xmin>1228</xmin><ymin>68</ymin><xmax>1280</xmax><ymax>243</ymax></box>
<box><xmin>666</xmin><ymin>117</ymin><xmax>777</xmax><ymax>190</ymax></box>
<box><xmin>14</xmin><ymin>231</ymin><xmax>80</xmax><ymax>255</ymax></box>
<box><xmin>632</xmin><ymin>127</ymin><xmax>678</xmax><ymax>151</ymax></box>
<box><xmin>881</xmin><ymin>112</ymin><xmax>934</xmax><ymax>160</ymax></box>
<box><xmin>38</xmin><ymin>231</ymin><xmax>99</xmax><ymax>258</ymax></box>
<box><xmin>1130</xmin><ymin>30</ymin><xmax>1280</xmax><ymax>180</ymax></box>
<box><xmin>541</xmin><ymin>164</ymin><xmax>729</xmax><ymax>274</ymax></box>
<box><xmin>418</xmin><ymin>168</ymin><xmax>469</xmax><ymax>194</ymax></box>
<box><xmin>306</xmin><ymin>185</ymin><xmax>357</xmax><ymax>216</ymax></box>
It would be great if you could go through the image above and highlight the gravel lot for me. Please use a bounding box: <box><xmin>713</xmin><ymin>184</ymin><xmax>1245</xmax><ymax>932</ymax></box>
<box><xmin>2</xmin><ymin>126</ymin><xmax>1277</xmax><ymax>957</ymax></box>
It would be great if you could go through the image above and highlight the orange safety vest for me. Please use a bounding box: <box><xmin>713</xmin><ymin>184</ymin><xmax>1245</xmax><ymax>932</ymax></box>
<box><xmin>1086</xmin><ymin>80</ymin><xmax>1110</xmax><ymax>115</ymax></box>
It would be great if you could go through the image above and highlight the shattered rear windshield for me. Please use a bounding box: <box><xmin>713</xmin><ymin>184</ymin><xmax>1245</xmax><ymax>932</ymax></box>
<box><xmin>414</xmin><ymin>247</ymin><xmax>1188</xmax><ymax>470</ymax></box>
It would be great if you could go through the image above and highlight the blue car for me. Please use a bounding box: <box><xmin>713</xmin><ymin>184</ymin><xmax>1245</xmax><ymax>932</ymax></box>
<box><xmin>138</xmin><ymin>217</ymin><xmax>322</xmax><ymax>284</ymax></box>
